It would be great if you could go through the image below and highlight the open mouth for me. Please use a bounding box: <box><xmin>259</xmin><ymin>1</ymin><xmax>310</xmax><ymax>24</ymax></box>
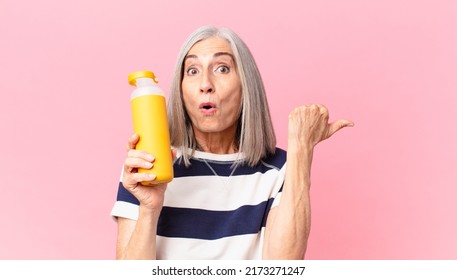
<box><xmin>199</xmin><ymin>102</ymin><xmax>216</xmax><ymax>110</ymax></box>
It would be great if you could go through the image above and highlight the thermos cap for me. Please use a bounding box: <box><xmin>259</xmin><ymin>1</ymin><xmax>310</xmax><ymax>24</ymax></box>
<box><xmin>128</xmin><ymin>70</ymin><xmax>158</xmax><ymax>86</ymax></box>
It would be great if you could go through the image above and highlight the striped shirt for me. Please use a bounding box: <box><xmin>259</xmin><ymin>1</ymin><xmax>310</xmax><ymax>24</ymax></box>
<box><xmin>111</xmin><ymin>148</ymin><xmax>287</xmax><ymax>259</ymax></box>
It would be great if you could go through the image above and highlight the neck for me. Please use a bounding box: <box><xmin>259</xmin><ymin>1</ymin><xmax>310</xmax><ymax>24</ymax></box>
<box><xmin>194</xmin><ymin>129</ymin><xmax>239</xmax><ymax>154</ymax></box>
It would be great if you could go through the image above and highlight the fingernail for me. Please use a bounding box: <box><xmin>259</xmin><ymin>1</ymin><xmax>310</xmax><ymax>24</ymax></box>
<box><xmin>144</xmin><ymin>162</ymin><xmax>153</xmax><ymax>168</ymax></box>
<box><xmin>148</xmin><ymin>174</ymin><xmax>156</xmax><ymax>179</ymax></box>
<box><xmin>147</xmin><ymin>154</ymin><xmax>154</xmax><ymax>161</ymax></box>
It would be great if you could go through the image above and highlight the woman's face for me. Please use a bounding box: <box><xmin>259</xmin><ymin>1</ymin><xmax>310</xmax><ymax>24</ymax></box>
<box><xmin>181</xmin><ymin>36</ymin><xmax>242</xmax><ymax>138</ymax></box>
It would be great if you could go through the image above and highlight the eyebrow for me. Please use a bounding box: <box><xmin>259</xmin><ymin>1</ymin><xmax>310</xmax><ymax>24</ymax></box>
<box><xmin>214</xmin><ymin>52</ymin><xmax>235</xmax><ymax>60</ymax></box>
<box><xmin>184</xmin><ymin>52</ymin><xmax>235</xmax><ymax>62</ymax></box>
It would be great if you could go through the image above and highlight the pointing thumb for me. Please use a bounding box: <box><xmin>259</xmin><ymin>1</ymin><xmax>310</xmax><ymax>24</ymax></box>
<box><xmin>327</xmin><ymin>119</ymin><xmax>354</xmax><ymax>138</ymax></box>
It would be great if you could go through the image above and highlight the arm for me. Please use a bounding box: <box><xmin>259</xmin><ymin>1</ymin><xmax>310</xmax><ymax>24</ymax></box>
<box><xmin>263</xmin><ymin>104</ymin><xmax>353</xmax><ymax>259</ymax></box>
<box><xmin>116</xmin><ymin>207</ymin><xmax>161</xmax><ymax>259</ymax></box>
<box><xmin>115</xmin><ymin>134</ymin><xmax>169</xmax><ymax>260</ymax></box>
<box><xmin>262</xmin><ymin>145</ymin><xmax>312</xmax><ymax>259</ymax></box>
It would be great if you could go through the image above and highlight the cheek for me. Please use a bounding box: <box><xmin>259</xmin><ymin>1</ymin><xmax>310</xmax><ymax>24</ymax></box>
<box><xmin>182</xmin><ymin>95</ymin><xmax>193</xmax><ymax>116</ymax></box>
<box><xmin>225</xmin><ymin>93</ymin><xmax>242</xmax><ymax>117</ymax></box>
<box><xmin>231</xmin><ymin>85</ymin><xmax>242</xmax><ymax>109</ymax></box>
<box><xmin>181</xmin><ymin>80</ymin><xmax>198</xmax><ymax>102</ymax></box>
<box><xmin>232</xmin><ymin>78</ymin><xmax>242</xmax><ymax>102</ymax></box>
<box><xmin>222</xmin><ymin>78</ymin><xmax>241</xmax><ymax>101</ymax></box>
<box><xmin>181</xmin><ymin>93</ymin><xmax>192</xmax><ymax>117</ymax></box>
<box><xmin>181</xmin><ymin>84</ymin><xmax>193</xmax><ymax>105</ymax></box>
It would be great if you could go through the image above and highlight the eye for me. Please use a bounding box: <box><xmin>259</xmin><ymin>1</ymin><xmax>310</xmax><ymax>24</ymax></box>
<box><xmin>216</xmin><ymin>65</ymin><xmax>230</xmax><ymax>74</ymax></box>
<box><xmin>186</xmin><ymin>68</ymin><xmax>199</xmax><ymax>75</ymax></box>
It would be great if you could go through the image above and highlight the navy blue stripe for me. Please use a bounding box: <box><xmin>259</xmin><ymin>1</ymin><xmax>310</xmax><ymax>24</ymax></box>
<box><xmin>264</xmin><ymin>148</ymin><xmax>287</xmax><ymax>169</ymax></box>
<box><xmin>174</xmin><ymin>159</ymin><xmax>241</xmax><ymax>177</ymax></box>
<box><xmin>157</xmin><ymin>198</ymin><xmax>274</xmax><ymax>240</ymax></box>
<box><xmin>174</xmin><ymin>148</ymin><xmax>286</xmax><ymax>178</ymax></box>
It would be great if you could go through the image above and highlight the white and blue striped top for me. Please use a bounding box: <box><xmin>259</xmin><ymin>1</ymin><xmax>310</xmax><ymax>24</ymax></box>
<box><xmin>111</xmin><ymin>148</ymin><xmax>287</xmax><ymax>259</ymax></box>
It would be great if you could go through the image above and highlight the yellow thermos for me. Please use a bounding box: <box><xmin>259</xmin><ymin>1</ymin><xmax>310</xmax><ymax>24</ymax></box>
<box><xmin>128</xmin><ymin>70</ymin><xmax>173</xmax><ymax>185</ymax></box>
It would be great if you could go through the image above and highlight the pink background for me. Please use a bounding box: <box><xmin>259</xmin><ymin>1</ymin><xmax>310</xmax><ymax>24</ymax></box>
<box><xmin>1</xmin><ymin>0</ymin><xmax>456</xmax><ymax>259</ymax></box>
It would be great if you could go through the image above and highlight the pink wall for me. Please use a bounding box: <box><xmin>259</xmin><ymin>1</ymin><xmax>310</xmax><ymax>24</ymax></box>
<box><xmin>1</xmin><ymin>0</ymin><xmax>456</xmax><ymax>259</ymax></box>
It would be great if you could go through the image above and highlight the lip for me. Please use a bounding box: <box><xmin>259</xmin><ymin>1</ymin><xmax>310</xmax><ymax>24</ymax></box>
<box><xmin>199</xmin><ymin>102</ymin><xmax>217</xmax><ymax>114</ymax></box>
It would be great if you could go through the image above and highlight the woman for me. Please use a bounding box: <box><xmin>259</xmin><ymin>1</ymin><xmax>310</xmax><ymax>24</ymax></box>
<box><xmin>111</xmin><ymin>25</ymin><xmax>353</xmax><ymax>259</ymax></box>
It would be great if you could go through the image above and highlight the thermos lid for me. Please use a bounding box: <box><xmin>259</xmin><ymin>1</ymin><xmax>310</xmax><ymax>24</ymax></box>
<box><xmin>128</xmin><ymin>70</ymin><xmax>158</xmax><ymax>86</ymax></box>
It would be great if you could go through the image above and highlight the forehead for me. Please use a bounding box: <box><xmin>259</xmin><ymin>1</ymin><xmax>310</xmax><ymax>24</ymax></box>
<box><xmin>187</xmin><ymin>36</ymin><xmax>233</xmax><ymax>56</ymax></box>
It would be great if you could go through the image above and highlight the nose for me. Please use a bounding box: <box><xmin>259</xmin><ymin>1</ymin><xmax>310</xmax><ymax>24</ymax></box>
<box><xmin>199</xmin><ymin>70</ymin><xmax>214</xmax><ymax>94</ymax></box>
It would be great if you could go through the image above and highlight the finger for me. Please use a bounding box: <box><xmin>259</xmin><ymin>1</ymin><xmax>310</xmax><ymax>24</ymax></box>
<box><xmin>327</xmin><ymin>119</ymin><xmax>354</xmax><ymax>138</ymax></box>
<box><xmin>318</xmin><ymin>105</ymin><xmax>329</xmax><ymax>123</ymax></box>
<box><xmin>306</xmin><ymin>104</ymin><xmax>328</xmax><ymax>120</ymax></box>
<box><xmin>318</xmin><ymin>104</ymin><xmax>328</xmax><ymax>114</ymax></box>
<box><xmin>124</xmin><ymin>161</ymin><xmax>136</xmax><ymax>173</ymax></box>
<box><xmin>123</xmin><ymin>172</ymin><xmax>156</xmax><ymax>188</ymax></box>
<box><xmin>126</xmin><ymin>134</ymin><xmax>140</xmax><ymax>151</ymax></box>
<box><xmin>127</xmin><ymin>149</ymin><xmax>155</xmax><ymax>163</ymax></box>
<box><xmin>132</xmin><ymin>172</ymin><xmax>156</xmax><ymax>183</ymax></box>
<box><xmin>124</xmin><ymin>157</ymin><xmax>154</xmax><ymax>171</ymax></box>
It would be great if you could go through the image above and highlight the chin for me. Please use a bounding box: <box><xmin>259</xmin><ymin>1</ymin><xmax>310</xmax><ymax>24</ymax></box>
<box><xmin>197</xmin><ymin>127</ymin><xmax>220</xmax><ymax>134</ymax></box>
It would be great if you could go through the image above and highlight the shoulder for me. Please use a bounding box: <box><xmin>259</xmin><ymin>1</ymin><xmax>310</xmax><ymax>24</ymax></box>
<box><xmin>260</xmin><ymin>147</ymin><xmax>287</xmax><ymax>170</ymax></box>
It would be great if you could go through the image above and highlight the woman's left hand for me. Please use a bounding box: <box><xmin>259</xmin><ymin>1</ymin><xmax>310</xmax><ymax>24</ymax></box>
<box><xmin>288</xmin><ymin>104</ymin><xmax>354</xmax><ymax>151</ymax></box>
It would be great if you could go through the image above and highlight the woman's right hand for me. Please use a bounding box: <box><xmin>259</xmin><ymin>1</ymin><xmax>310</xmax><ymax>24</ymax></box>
<box><xmin>122</xmin><ymin>134</ymin><xmax>169</xmax><ymax>212</ymax></box>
